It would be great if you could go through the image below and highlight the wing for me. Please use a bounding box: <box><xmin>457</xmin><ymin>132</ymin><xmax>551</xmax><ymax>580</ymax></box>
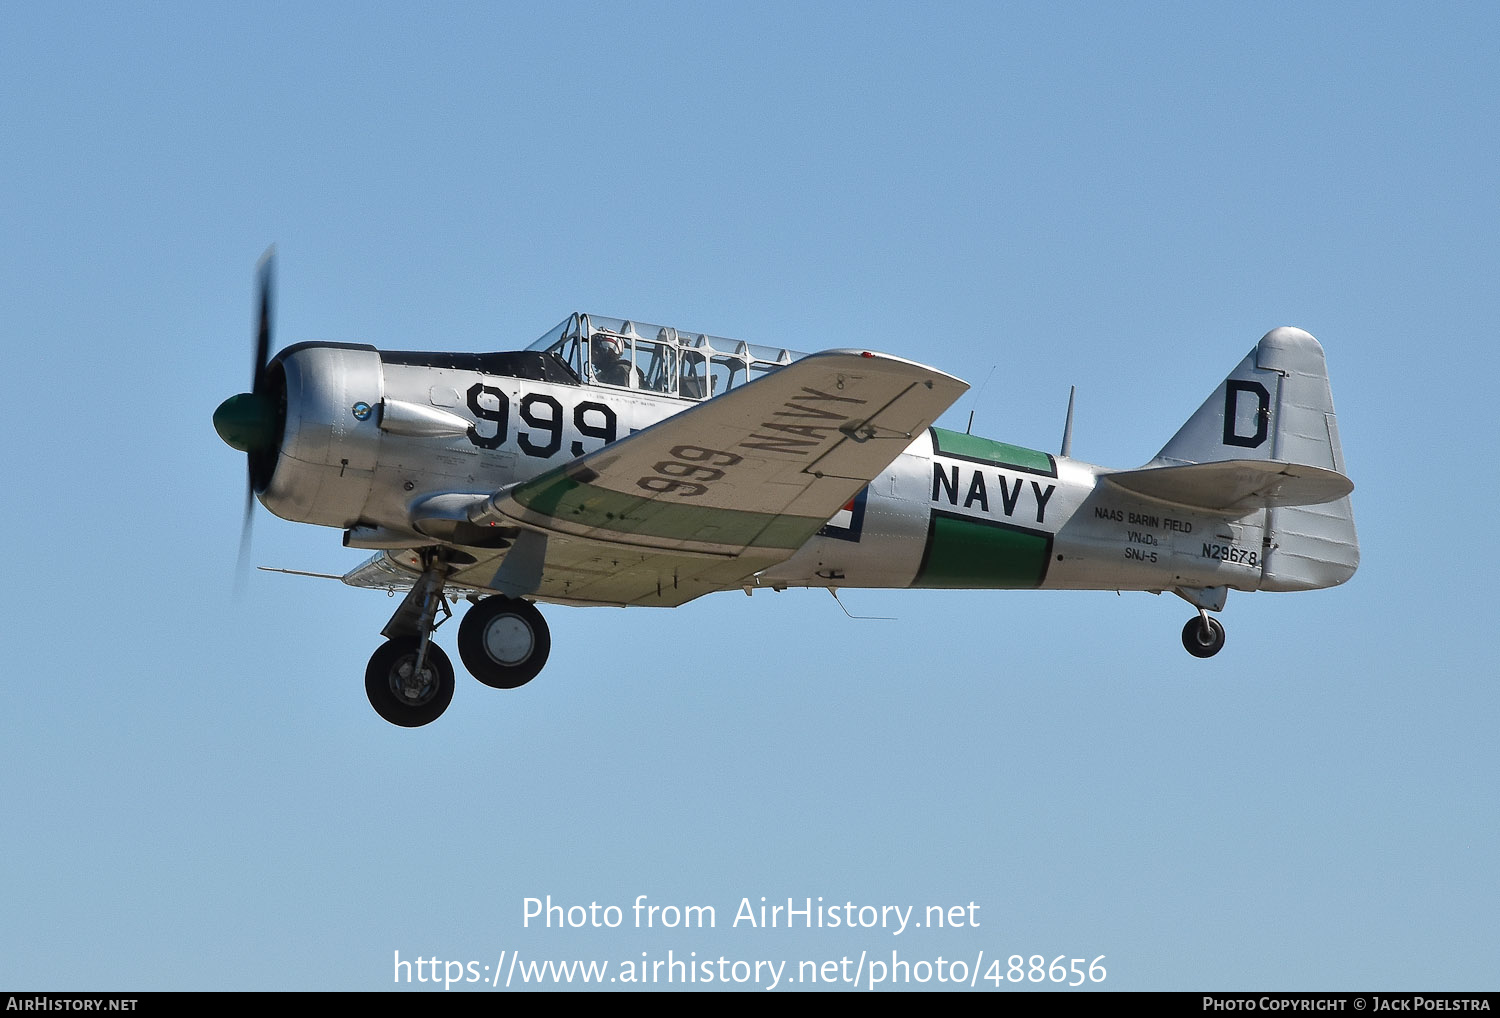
<box><xmin>347</xmin><ymin>349</ymin><xmax>966</xmax><ymax>606</ymax></box>
<box><xmin>474</xmin><ymin>350</ymin><xmax>967</xmax><ymax>551</ymax></box>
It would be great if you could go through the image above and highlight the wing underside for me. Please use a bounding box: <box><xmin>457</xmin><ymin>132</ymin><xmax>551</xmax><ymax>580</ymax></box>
<box><xmin>341</xmin><ymin>539</ymin><xmax>767</xmax><ymax>607</ymax></box>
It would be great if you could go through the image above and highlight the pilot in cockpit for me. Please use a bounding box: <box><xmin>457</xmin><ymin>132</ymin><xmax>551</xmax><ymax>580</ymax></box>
<box><xmin>591</xmin><ymin>333</ymin><xmax>636</xmax><ymax>386</ymax></box>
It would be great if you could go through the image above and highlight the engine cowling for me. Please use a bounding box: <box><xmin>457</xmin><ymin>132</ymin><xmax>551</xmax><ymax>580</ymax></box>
<box><xmin>254</xmin><ymin>342</ymin><xmax>385</xmax><ymax>529</ymax></box>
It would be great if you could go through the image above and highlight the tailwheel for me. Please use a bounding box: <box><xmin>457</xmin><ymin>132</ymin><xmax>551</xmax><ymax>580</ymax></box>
<box><xmin>458</xmin><ymin>596</ymin><xmax>551</xmax><ymax>689</ymax></box>
<box><xmin>1181</xmin><ymin>613</ymin><xmax>1226</xmax><ymax>659</ymax></box>
<box><xmin>365</xmin><ymin>637</ymin><xmax>455</xmax><ymax>727</ymax></box>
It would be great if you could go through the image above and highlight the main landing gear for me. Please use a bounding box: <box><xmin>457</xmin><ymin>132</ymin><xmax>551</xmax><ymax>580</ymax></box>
<box><xmin>362</xmin><ymin>552</ymin><xmax>553</xmax><ymax>727</ymax></box>
<box><xmin>457</xmin><ymin>595</ymin><xmax>551</xmax><ymax>689</ymax></box>
<box><xmin>365</xmin><ymin>637</ymin><xmax>455</xmax><ymax>728</ymax></box>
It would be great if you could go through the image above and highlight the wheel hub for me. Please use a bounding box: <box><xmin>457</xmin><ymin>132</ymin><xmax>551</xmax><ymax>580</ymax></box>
<box><xmin>483</xmin><ymin>614</ymin><xmax>535</xmax><ymax>666</ymax></box>
<box><xmin>392</xmin><ymin>655</ymin><xmax>438</xmax><ymax>704</ymax></box>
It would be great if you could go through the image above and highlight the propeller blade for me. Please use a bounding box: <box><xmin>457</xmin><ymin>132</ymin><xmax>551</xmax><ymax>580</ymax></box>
<box><xmin>236</xmin><ymin>463</ymin><xmax>256</xmax><ymax>587</ymax></box>
<box><xmin>237</xmin><ymin>246</ymin><xmax>276</xmax><ymax>590</ymax></box>
<box><xmin>253</xmin><ymin>246</ymin><xmax>275</xmax><ymax>394</ymax></box>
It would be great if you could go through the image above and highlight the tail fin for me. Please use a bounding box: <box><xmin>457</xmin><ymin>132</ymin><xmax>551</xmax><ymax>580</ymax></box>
<box><xmin>1150</xmin><ymin>327</ymin><xmax>1359</xmax><ymax>591</ymax></box>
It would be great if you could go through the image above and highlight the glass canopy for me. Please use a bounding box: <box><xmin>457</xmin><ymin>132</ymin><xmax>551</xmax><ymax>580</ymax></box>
<box><xmin>527</xmin><ymin>312</ymin><xmax>805</xmax><ymax>400</ymax></box>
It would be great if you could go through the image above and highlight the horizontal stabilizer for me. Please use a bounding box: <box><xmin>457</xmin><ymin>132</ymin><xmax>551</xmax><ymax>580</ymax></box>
<box><xmin>1104</xmin><ymin>459</ymin><xmax>1353</xmax><ymax>514</ymax></box>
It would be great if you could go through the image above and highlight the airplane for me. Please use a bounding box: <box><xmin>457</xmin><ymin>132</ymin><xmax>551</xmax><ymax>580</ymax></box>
<box><xmin>214</xmin><ymin>253</ymin><xmax>1358</xmax><ymax>727</ymax></box>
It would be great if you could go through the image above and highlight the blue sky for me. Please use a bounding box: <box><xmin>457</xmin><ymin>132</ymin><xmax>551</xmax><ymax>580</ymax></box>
<box><xmin>2</xmin><ymin>2</ymin><xmax>1495</xmax><ymax>991</ymax></box>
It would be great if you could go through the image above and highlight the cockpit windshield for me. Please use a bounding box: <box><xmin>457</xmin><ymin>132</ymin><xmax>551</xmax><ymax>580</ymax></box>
<box><xmin>526</xmin><ymin>313</ymin><xmax>806</xmax><ymax>400</ymax></box>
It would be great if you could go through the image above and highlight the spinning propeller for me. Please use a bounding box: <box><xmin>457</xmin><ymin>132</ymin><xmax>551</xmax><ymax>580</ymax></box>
<box><xmin>212</xmin><ymin>248</ymin><xmax>282</xmax><ymax>576</ymax></box>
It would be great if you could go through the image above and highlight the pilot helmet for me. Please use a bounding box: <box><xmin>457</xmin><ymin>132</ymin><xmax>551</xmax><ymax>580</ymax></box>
<box><xmin>592</xmin><ymin>333</ymin><xmax>624</xmax><ymax>366</ymax></box>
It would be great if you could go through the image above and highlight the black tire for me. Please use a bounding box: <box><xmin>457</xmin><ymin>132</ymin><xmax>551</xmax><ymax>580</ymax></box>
<box><xmin>365</xmin><ymin>637</ymin><xmax>455</xmax><ymax>727</ymax></box>
<box><xmin>1181</xmin><ymin>616</ymin><xmax>1227</xmax><ymax>659</ymax></box>
<box><xmin>458</xmin><ymin>596</ymin><xmax>551</xmax><ymax>689</ymax></box>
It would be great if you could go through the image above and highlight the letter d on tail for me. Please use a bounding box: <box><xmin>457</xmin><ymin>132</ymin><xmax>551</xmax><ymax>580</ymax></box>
<box><xmin>1222</xmin><ymin>380</ymin><xmax>1270</xmax><ymax>448</ymax></box>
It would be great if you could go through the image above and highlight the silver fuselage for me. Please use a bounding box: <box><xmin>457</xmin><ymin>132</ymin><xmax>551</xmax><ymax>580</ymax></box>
<box><xmin>259</xmin><ymin>341</ymin><xmax>1268</xmax><ymax>601</ymax></box>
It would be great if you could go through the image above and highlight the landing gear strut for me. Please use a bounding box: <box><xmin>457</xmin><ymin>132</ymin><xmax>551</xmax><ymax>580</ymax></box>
<box><xmin>1175</xmin><ymin>587</ymin><xmax>1228</xmax><ymax>659</ymax></box>
<box><xmin>365</xmin><ymin>551</ymin><xmax>456</xmax><ymax>727</ymax></box>
<box><xmin>458</xmin><ymin>595</ymin><xmax>551</xmax><ymax>689</ymax></box>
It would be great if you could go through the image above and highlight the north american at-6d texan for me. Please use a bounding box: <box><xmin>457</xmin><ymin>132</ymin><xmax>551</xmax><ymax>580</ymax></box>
<box><xmin>214</xmin><ymin>255</ymin><xmax>1358</xmax><ymax>727</ymax></box>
